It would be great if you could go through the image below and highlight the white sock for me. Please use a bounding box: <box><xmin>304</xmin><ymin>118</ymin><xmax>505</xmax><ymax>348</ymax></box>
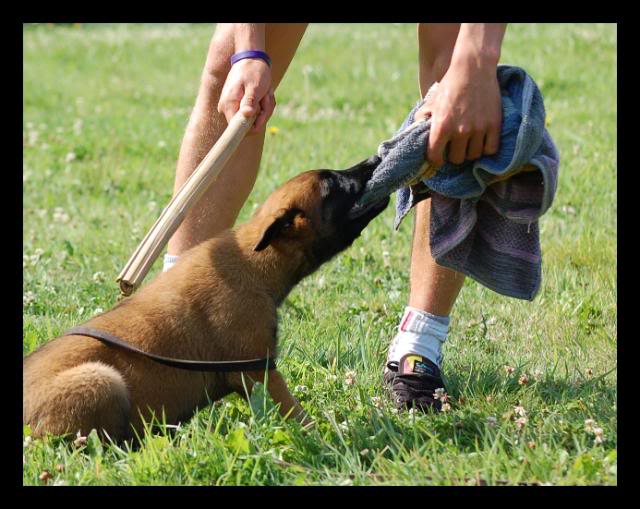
<box><xmin>163</xmin><ymin>254</ymin><xmax>179</xmax><ymax>272</ymax></box>
<box><xmin>387</xmin><ymin>306</ymin><xmax>450</xmax><ymax>368</ymax></box>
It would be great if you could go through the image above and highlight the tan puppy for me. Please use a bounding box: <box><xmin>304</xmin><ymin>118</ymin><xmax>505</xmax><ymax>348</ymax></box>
<box><xmin>23</xmin><ymin>156</ymin><xmax>389</xmax><ymax>441</ymax></box>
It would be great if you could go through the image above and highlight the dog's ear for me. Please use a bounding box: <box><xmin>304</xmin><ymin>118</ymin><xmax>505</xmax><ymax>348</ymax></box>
<box><xmin>254</xmin><ymin>208</ymin><xmax>304</xmax><ymax>252</ymax></box>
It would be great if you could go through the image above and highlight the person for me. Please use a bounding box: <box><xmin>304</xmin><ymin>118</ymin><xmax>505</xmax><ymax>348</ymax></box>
<box><xmin>164</xmin><ymin>23</ymin><xmax>507</xmax><ymax>411</ymax></box>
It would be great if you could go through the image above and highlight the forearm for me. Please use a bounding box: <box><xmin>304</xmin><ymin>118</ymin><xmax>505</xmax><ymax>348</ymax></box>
<box><xmin>451</xmin><ymin>23</ymin><xmax>507</xmax><ymax>72</ymax></box>
<box><xmin>227</xmin><ymin>23</ymin><xmax>266</xmax><ymax>52</ymax></box>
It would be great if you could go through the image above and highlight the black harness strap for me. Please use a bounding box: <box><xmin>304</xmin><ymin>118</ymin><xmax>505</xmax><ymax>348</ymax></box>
<box><xmin>64</xmin><ymin>326</ymin><xmax>276</xmax><ymax>373</ymax></box>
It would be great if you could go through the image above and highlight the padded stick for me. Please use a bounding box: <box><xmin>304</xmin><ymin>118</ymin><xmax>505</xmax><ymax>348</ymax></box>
<box><xmin>116</xmin><ymin>111</ymin><xmax>256</xmax><ymax>296</ymax></box>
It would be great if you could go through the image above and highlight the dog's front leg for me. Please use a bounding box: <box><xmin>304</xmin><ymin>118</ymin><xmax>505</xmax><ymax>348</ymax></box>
<box><xmin>233</xmin><ymin>369</ymin><xmax>311</xmax><ymax>427</ymax></box>
<box><xmin>265</xmin><ymin>370</ymin><xmax>312</xmax><ymax>426</ymax></box>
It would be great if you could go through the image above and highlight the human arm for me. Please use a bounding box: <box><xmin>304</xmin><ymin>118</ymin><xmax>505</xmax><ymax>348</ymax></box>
<box><xmin>217</xmin><ymin>23</ymin><xmax>275</xmax><ymax>132</ymax></box>
<box><xmin>415</xmin><ymin>23</ymin><xmax>507</xmax><ymax>167</ymax></box>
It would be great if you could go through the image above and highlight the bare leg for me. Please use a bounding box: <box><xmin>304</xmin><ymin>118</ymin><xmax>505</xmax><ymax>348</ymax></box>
<box><xmin>409</xmin><ymin>24</ymin><xmax>466</xmax><ymax>315</ymax></box>
<box><xmin>167</xmin><ymin>23</ymin><xmax>308</xmax><ymax>255</ymax></box>
<box><xmin>408</xmin><ymin>199</ymin><xmax>465</xmax><ymax>315</ymax></box>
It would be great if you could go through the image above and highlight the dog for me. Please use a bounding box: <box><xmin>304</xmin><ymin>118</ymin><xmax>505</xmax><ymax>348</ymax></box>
<box><xmin>23</xmin><ymin>155</ymin><xmax>389</xmax><ymax>441</ymax></box>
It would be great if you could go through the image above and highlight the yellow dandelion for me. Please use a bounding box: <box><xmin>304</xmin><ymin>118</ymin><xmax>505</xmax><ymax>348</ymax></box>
<box><xmin>268</xmin><ymin>126</ymin><xmax>280</xmax><ymax>135</ymax></box>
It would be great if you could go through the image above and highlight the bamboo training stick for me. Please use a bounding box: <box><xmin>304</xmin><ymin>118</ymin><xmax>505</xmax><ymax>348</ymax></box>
<box><xmin>116</xmin><ymin>111</ymin><xmax>256</xmax><ymax>296</ymax></box>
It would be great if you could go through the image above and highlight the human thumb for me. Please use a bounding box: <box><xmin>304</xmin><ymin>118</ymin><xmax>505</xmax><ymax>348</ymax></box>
<box><xmin>240</xmin><ymin>85</ymin><xmax>259</xmax><ymax>118</ymax></box>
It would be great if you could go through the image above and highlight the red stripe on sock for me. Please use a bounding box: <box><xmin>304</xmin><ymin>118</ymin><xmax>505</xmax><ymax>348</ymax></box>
<box><xmin>400</xmin><ymin>311</ymin><xmax>413</xmax><ymax>332</ymax></box>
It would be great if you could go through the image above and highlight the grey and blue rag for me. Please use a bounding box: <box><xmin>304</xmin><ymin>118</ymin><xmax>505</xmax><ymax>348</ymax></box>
<box><xmin>353</xmin><ymin>65</ymin><xmax>560</xmax><ymax>300</ymax></box>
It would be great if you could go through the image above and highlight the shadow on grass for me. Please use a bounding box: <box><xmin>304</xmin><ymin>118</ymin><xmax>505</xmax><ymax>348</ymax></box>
<box><xmin>443</xmin><ymin>361</ymin><xmax>616</xmax><ymax>405</ymax></box>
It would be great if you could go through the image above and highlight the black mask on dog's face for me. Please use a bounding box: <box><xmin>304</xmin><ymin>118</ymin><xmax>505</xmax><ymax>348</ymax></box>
<box><xmin>252</xmin><ymin>155</ymin><xmax>388</xmax><ymax>275</ymax></box>
<box><xmin>309</xmin><ymin>156</ymin><xmax>389</xmax><ymax>266</ymax></box>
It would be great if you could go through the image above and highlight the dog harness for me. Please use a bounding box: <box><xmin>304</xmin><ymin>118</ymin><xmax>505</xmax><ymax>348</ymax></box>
<box><xmin>63</xmin><ymin>326</ymin><xmax>276</xmax><ymax>372</ymax></box>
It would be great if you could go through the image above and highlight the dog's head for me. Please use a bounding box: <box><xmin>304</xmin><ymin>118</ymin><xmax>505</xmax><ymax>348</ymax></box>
<box><xmin>250</xmin><ymin>155</ymin><xmax>389</xmax><ymax>276</ymax></box>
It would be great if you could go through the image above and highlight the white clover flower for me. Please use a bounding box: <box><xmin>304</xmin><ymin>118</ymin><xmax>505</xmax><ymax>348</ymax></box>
<box><xmin>518</xmin><ymin>374</ymin><xmax>530</xmax><ymax>385</ymax></box>
<box><xmin>92</xmin><ymin>271</ymin><xmax>106</xmax><ymax>284</ymax></box>
<box><xmin>584</xmin><ymin>418</ymin><xmax>596</xmax><ymax>433</ymax></box>
<box><xmin>486</xmin><ymin>416</ymin><xmax>497</xmax><ymax>428</ymax></box>
<box><xmin>532</xmin><ymin>369</ymin><xmax>543</xmax><ymax>382</ymax></box>
<box><xmin>514</xmin><ymin>405</ymin><xmax>527</xmax><ymax>417</ymax></box>
<box><xmin>328</xmin><ymin>374</ymin><xmax>338</xmax><ymax>383</ymax></box>
<box><xmin>28</xmin><ymin>248</ymin><xmax>45</xmax><ymax>266</ymax></box>
<box><xmin>27</xmin><ymin>130</ymin><xmax>39</xmax><ymax>145</ymax></box>
<box><xmin>504</xmin><ymin>365</ymin><xmax>515</xmax><ymax>376</ymax></box>
<box><xmin>593</xmin><ymin>427</ymin><xmax>605</xmax><ymax>444</ymax></box>
<box><xmin>360</xmin><ymin>448</ymin><xmax>369</xmax><ymax>456</ymax></box>
<box><xmin>441</xmin><ymin>403</ymin><xmax>451</xmax><ymax>412</ymax></box>
<box><xmin>53</xmin><ymin>208</ymin><xmax>70</xmax><ymax>223</ymax></box>
<box><xmin>23</xmin><ymin>292</ymin><xmax>36</xmax><ymax>306</ymax></box>
<box><xmin>382</xmin><ymin>250</ymin><xmax>391</xmax><ymax>268</ymax></box>
<box><xmin>65</xmin><ymin>152</ymin><xmax>77</xmax><ymax>163</ymax></box>
<box><xmin>344</xmin><ymin>370</ymin><xmax>356</xmax><ymax>386</ymax></box>
<box><xmin>515</xmin><ymin>417</ymin><xmax>528</xmax><ymax>430</ymax></box>
<box><xmin>73</xmin><ymin>431</ymin><xmax>87</xmax><ymax>447</ymax></box>
<box><xmin>433</xmin><ymin>388</ymin><xmax>446</xmax><ymax>400</ymax></box>
<box><xmin>93</xmin><ymin>307</ymin><xmax>104</xmax><ymax>315</ymax></box>
<box><xmin>23</xmin><ymin>436</ymin><xmax>33</xmax><ymax>448</ymax></box>
<box><xmin>370</xmin><ymin>396</ymin><xmax>383</xmax><ymax>409</ymax></box>
<box><xmin>294</xmin><ymin>384</ymin><xmax>308</xmax><ymax>393</ymax></box>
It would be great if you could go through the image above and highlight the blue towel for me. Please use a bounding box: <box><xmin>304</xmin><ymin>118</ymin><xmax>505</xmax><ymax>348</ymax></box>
<box><xmin>353</xmin><ymin>65</ymin><xmax>560</xmax><ymax>300</ymax></box>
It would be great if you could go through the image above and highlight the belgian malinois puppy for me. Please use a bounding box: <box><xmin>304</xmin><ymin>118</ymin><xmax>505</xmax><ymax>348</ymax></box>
<box><xmin>23</xmin><ymin>156</ymin><xmax>389</xmax><ymax>441</ymax></box>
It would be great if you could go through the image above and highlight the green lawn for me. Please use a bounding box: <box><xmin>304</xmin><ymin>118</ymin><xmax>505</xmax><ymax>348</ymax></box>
<box><xmin>22</xmin><ymin>23</ymin><xmax>617</xmax><ymax>486</ymax></box>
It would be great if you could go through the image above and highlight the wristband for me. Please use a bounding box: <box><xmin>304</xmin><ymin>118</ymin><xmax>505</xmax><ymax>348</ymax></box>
<box><xmin>230</xmin><ymin>50</ymin><xmax>272</xmax><ymax>67</ymax></box>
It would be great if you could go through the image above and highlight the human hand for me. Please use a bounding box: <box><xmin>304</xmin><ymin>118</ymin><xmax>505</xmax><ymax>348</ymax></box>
<box><xmin>414</xmin><ymin>60</ymin><xmax>502</xmax><ymax>168</ymax></box>
<box><xmin>218</xmin><ymin>58</ymin><xmax>275</xmax><ymax>132</ymax></box>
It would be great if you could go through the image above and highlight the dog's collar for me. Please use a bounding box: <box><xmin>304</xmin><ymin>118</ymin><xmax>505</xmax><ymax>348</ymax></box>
<box><xmin>63</xmin><ymin>326</ymin><xmax>276</xmax><ymax>372</ymax></box>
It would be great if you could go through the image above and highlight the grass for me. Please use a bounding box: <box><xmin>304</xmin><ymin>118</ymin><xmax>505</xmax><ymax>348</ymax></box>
<box><xmin>22</xmin><ymin>23</ymin><xmax>617</xmax><ymax>486</ymax></box>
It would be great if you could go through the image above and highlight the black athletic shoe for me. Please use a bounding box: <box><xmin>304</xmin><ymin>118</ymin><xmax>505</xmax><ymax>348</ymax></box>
<box><xmin>384</xmin><ymin>354</ymin><xmax>445</xmax><ymax>412</ymax></box>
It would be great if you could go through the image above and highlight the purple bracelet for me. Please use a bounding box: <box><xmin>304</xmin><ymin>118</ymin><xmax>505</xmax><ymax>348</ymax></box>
<box><xmin>230</xmin><ymin>50</ymin><xmax>272</xmax><ymax>67</ymax></box>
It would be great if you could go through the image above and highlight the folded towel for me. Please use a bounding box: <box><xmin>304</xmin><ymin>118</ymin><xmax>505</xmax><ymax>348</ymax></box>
<box><xmin>353</xmin><ymin>65</ymin><xmax>560</xmax><ymax>300</ymax></box>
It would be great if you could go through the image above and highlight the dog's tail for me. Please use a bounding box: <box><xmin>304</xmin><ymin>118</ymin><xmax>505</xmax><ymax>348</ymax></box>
<box><xmin>23</xmin><ymin>361</ymin><xmax>131</xmax><ymax>441</ymax></box>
